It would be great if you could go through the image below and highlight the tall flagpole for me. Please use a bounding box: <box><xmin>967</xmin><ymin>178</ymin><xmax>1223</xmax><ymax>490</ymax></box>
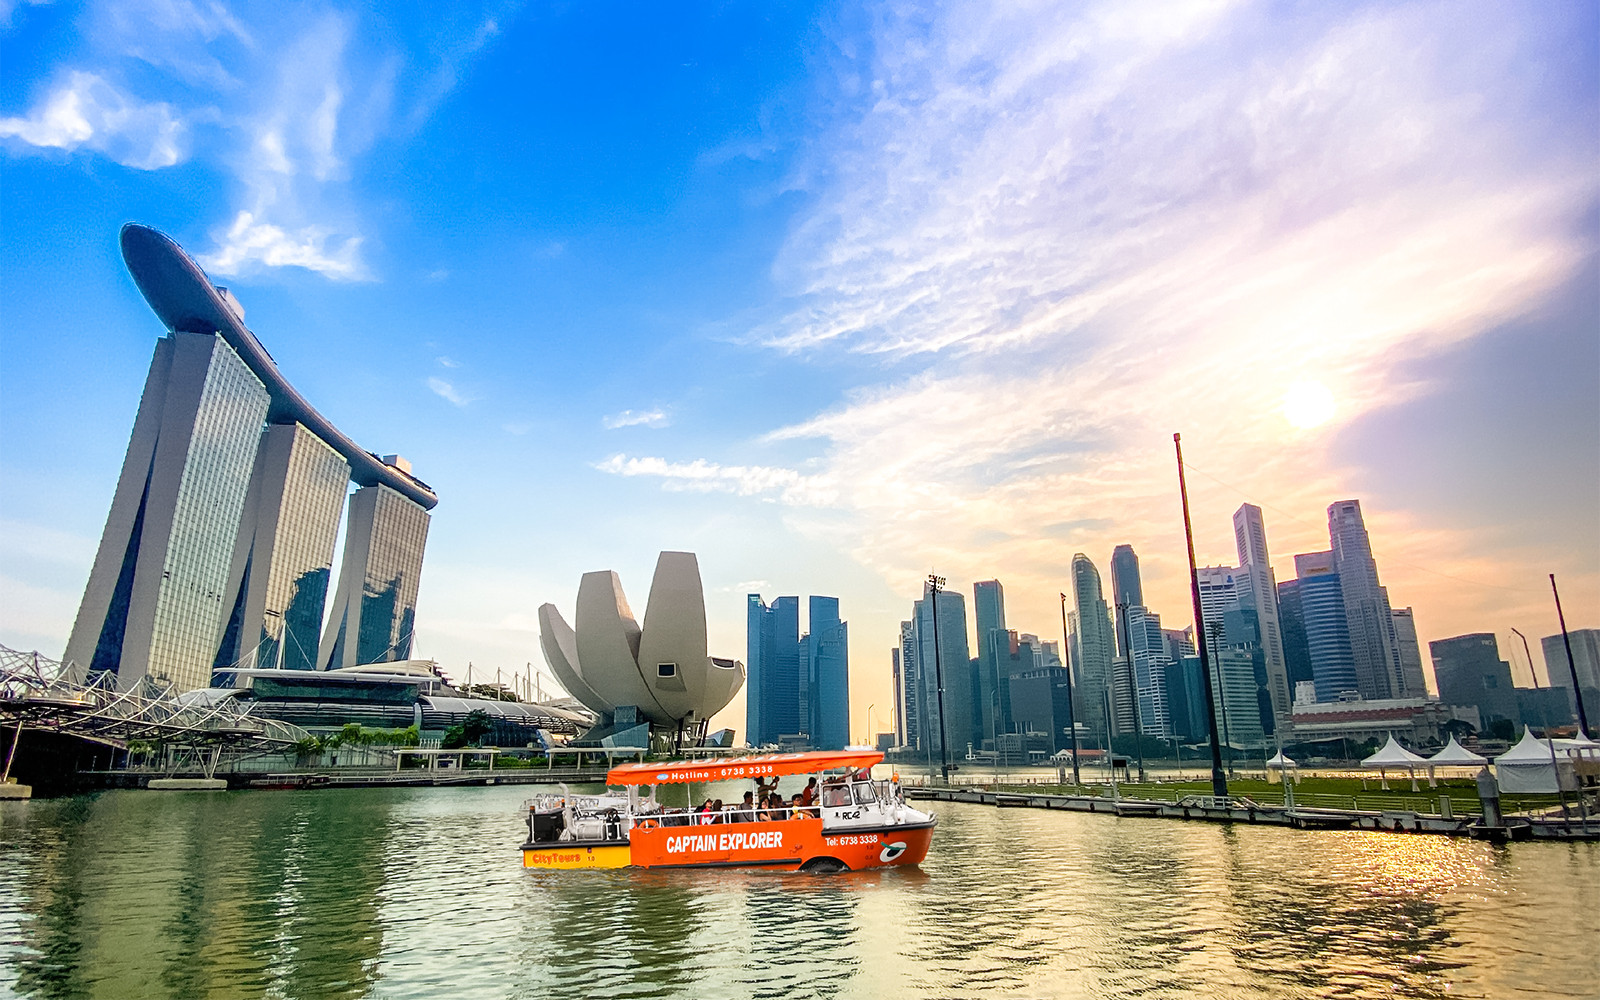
<box><xmin>1058</xmin><ymin>592</ymin><xmax>1081</xmax><ymax>786</ymax></box>
<box><xmin>1176</xmin><ymin>433</ymin><xmax>1228</xmax><ymax>799</ymax></box>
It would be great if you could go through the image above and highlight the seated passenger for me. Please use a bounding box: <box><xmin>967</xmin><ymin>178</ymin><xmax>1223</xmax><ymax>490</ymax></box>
<box><xmin>736</xmin><ymin>792</ymin><xmax>756</xmax><ymax>823</ymax></box>
<box><xmin>789</xmin><ymin>793</ymin><xmax>808</xmax><ymax>819</ymax></box>
<box><xmin>799</xmin><ymin>777</ymin><xmax>819</xmax><ymax>807</ymax></box>
<box><xmin>695</xmin><ymin>799</ymin><xmax>715</xmax><ymax>825</ymax></box>
<box><xmin>709</xmin><ymin>799</ymin><xmax>725</xmax><ymax>824</ymax></box>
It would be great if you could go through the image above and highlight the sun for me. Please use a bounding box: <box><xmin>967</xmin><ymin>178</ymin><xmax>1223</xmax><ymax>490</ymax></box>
<box><xmin>1282</xmin><ymin>380</ymin><xmax>1335</xmax><ymax>429</ymax></box>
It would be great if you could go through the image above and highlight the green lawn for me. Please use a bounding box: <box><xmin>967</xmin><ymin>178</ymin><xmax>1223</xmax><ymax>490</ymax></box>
<box><xmin>988</xmin><ymin>775</ymin><xmax>1572</xmax><ymax>816</ymax></box>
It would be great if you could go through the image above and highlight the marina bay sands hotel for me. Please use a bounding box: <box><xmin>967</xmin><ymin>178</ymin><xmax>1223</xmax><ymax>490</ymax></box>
<box><xmin>64</xmin><ymin>225</ymin><xmax>438</xmax><ymax>693</ymax></box>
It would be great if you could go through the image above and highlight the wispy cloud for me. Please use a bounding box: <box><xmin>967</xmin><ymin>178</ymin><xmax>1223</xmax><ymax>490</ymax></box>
<box><xmin>748</xmin><ymin>0</ymin><xmax>1595</xmax><ymax>629</ymax></box>
<box><xmin>595</xmin><ymin>454</ymin><xmax>836</xmax><ymax>506</ymax></box>
<box><xmin>427</xmin><ymin>377</ymin><xmax>475</xmax><ymax>407</ymax></box>
<box><xmin>436</xmin><ymin>355</ymin><xmax>461</xmax><ymax>368</ymax></box>
<box><xmin>0</xmin><ymin>70</ymin><xmax>186</xmax><ymax>169</ymax></box>
<box><xmin>602</xmin><ymin>407</ymin><xmax>670</xmax><ymax>430</ymax></box>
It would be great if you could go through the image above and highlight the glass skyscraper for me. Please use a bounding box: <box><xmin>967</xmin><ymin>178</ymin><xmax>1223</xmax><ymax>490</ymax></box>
<box><xmin>319</xmin><ymin>484</ymin><xmax>432</xmax><ymax>669</ymax></box>
<box><xmin>1124</xmin><ymin>605</ymin><xmax>1172</xmax><ymax>739</ymax></box>
<box><xmin>1069</xmin><ymin>553</ymin><xmax>1115</xmax><ymax>748</ymax></box>
<box><xmin>66</xmin><ymin>332</ymin><xmax>271</xmax><ymax>693</ymax></box>
<box><xmin>911</xmin><ymin>583</ymin><xmax>972</xmax><ymax>760</ymax></box>
<box><xmin>214</xmin><ymin>422</ymin><xmax>349</xmax><ymax>673</ymax></box>
<box><xmin>805</xmin><ymin>596</ymin><xmax>850</xmax><ymax>750</ymax></box>
<box><xmin>1292</xmin><ymin>550</ymin><xmax>1360</xmax><ymax>701</ymax></box>
<box><xmin>1232</xmin><ymin>504</ymin><xmax>1292</xmax><ymax>724</ymax></box>
<box><xmin>972</xmin><ymin>579</ymin><xmax>1007</xmax><ymax>745</ymax></box>
<box><xmin>1329</xmin><ymin>500</ymin><xmax>1403</xmax><ymax>700</ymax></box>
<box><xmin>746</xmin><ymin>595</ymin><xmax>801</xmax><ymax>746</ymax></box>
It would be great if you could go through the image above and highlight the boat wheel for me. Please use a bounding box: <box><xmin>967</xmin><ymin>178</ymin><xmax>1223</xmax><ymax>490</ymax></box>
<box><xmin>800</xmin><ymin>857</ymin><xmax>849</xmax><ymax>874</ymax></box>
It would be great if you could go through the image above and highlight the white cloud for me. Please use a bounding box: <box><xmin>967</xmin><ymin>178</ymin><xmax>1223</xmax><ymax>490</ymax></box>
<box><xmin>745</xmin><ymin>0</ymin><xmax>1595</xmax><ymax>633</ymax></box>
<box><xmin>602</xmin><ymin>408</ymin><xmax>670</xmax><ymax>430</ymax></box>
<box><xmin>200</xmin><ymin>210</ymin><xmax>367</xmax><ymax>280</ymax></box>
<box><xmin>427</xmin><ymin>377</ymin><xmax>475</xmax><ymax>407</ymax></box>
<box><xmin>436</xmin><ymin>355</ymin><xmax>461</xmax><ymax>368</ymax></box>
<box><xmin>595</xmin><ymin>454</ymin><xmax>836</xmax><ymax>506</ymax></box>
<box><xmin>0</xmin><ymin>70</ymin><xmax>186</xmax><ymax>169</ymax></box>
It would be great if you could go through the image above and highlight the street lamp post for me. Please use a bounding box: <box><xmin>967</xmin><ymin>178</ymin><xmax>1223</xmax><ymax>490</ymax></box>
<box><xmin>1058</xmin><ymin>592</ymin><xmax>1082</xmax><ymax>786</ymax></box>
<box><xmin>1175</xmin><ymin>433</ymin><xmax>1229</xmax><ymax>800</ymax></box>
<box><xmin>929</xmin><ymin>574</ymin><xmax>952</xmax><ymax>784</ymax></box>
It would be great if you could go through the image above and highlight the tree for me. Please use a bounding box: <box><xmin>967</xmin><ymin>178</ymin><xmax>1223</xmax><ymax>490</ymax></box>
<box><xmin>442</xmin><ymin>710</ymin><xmax>494</xmax><ymax>749</ymax></box>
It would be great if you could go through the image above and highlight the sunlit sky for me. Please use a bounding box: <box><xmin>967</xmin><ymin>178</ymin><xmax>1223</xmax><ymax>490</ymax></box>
<box><xmin>2</xmin><ymin>0</ymin><xmax>1596</xmax><ymax>740</ymax></box>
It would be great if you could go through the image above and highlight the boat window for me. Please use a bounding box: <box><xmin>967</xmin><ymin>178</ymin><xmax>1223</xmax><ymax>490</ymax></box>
<box><xmin>852</xmin><ymin>782</ymin><xmax>877</xmax><ymax>805</ymax></box>
<box><xmin>657</xmin><ymin>663</ymin><xmax>677</xmax><ymax>677</ymax></box>
<box><xmin>821</xmin><ymin>785</ymin><xmax>852</xmax><ymax>808</ymax></box>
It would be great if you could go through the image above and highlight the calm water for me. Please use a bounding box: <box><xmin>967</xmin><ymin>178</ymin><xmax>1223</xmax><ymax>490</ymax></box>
<box><xmin>0</xmin><ymin>786</ymin><xmax>1595</xmax><ymax>999</ymax></box>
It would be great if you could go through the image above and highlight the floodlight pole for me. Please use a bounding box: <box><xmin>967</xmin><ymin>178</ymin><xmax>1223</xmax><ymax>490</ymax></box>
<box><xmin>1176</xmin><ymin>433</ymin><xmax>1228</xmax><ymax>800</ymax></box>
<box><xmin>929</xmin><ymin>574</ymin><xmax>952</xmax><ymax>784</ymax></box>
<box><xmin>1551</xmin><ymin>575</ymin><xmax>1591</xmax><ymax>736</ymax></box>
<box><xmin>1058</xmin><ymin>592</ymin><xmax>1082</xmax><ymax>786</ymax></box>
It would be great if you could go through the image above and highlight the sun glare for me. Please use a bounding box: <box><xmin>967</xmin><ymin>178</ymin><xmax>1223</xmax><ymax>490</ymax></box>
<box><xmin>1283</xmin><ymin>380</ymin><xmax>1335</xmax><ymax>429</ymax></box>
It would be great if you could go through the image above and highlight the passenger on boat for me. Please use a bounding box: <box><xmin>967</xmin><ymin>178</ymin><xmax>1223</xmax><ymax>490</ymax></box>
<box><xmin>800</xmin><ymin>777</ymin><xmax>819</xmax><ymax>807</ymax></box>
<box><xmin>709</xmin><ymin>799</ymin><xmax>725</xmax><ymax>823</ymax></box>
<box><xmin>760</xmin><ymin>793</ymin><xmax>782</xmax><ymax>822</ymax></box>
<box><xmin>695</xmin><ymin>799</ymin><xmax>715</xmax><ymax>824</ymax></box>
<box><xmin>789</xmin><ymin>793</ymin><xmax>808</xmax><ymax>819</ymax></box>
<box><xmin>735</xmin><ymin>792</ymin><xmax>756</xmax><ymax>823</ymax></box>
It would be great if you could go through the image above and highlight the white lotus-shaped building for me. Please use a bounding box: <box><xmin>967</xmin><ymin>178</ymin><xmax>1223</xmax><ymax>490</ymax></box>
<box><xmin>538</xmin><ymin>551</ymin><xmax>744</xmax><ymax>733</ymax></box>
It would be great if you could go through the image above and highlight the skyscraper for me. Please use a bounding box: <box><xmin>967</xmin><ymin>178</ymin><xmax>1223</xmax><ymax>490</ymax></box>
<box><xmin>898</xmin><ymin>620</ymin><xmax>918</xmax><ymax>749</ymax></box>
<box><xmin>973</xmin><ymin>580</ymin><xmax>1008</xmax><ymax>745</ymax></box>
<box><xmin>1430</xmin><ymin>633</ymin><xmax>1519</xmax><ymax>730</ymax></box>
<box><xmin>890</xmin><ymin>645</ymin><xmax>905</xmax><ymax>746</ymax></box>
<box><xmin>1292</xmin><ymin>551</ymin><xmax>1360</xmax><ymax>701</ymax></box>
<box><xmin>66</xmin><ymin>332</ymin><xmax>271</xmax><ymax>693</ymax></box>
<box><xmin>1275</xmin><ymin>579</ymin><xmax>1317</xmax><ymax>693</ymax></box>
<box><xmin>746</xmin><ymin>595</ymin><xmax>801</xmax><ymax>746</ymax></box>
<box><xmin>1232</xmin><ymin>504</ymin><xmax>1292</xmax><ymax>723</ymax></box>
<box><xmin>1109</xmin><ymin>545</ymin><xmax>1142</xmax><ymax>658</ymax></box>
<box><xmin>1124</xmin><ymin>605</ymin><xmax>1172</xmax><ymax>738</ymax></box>
<box><xmin>1328</xmin><ymin>500</ymin><xmax>1403</xmax><ymax>700</ymax></box>
<box><xmin>1390</xmin><ymin>607</ymin><xmax>1429</xmax><ymax>696</ymax></box>
<box><xmin>1069</xmin><ymin>554</ymin><xmax>1115</xmax><ymax>748</ymax></box>
<box><xmin>214</xmin><ymin>422</ymin><xmax>349</xmax><ymax>673</ymax></box>
<box><xmin>1195</xmin><ymin>565</ymin><xmax>1240</xmax><ymax>663</ymax></box>
<box><xmin>912</xmin><ymin>582</ymin><xmax>972</xmax><ymax>760</ymax></box>
<box><xmin>318</xmin><ymin>483</ymin><xmax>431</xmax><ymax>669</ymax></box>
<box><xmin>805</xmin><ymin>596</ymin><xmax>850</xmax><ymax>750</ymax></box>
<box><xmin>67</xmin><ymin>225</ymin><xmax>440</xmax><ymax>694</ymax></box>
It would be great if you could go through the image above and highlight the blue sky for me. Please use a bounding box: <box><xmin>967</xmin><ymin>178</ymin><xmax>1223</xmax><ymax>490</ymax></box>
<box><xmin>2</xmin><ymin>0</ymin><xmax>1596</xmax><ymax>738</ymax></box>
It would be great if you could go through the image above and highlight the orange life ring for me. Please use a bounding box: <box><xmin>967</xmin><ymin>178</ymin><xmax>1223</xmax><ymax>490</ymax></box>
<box><xmin>637</xmin><ymin>817</ymin><xmax>659</xmax><ymax>829</ymax></box>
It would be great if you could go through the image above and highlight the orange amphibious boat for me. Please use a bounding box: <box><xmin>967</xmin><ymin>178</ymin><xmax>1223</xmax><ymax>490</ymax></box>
<box><xmin>521</xmin><ymin>749</ymin><xmax>936</xmax><ymax>872</ymax></box>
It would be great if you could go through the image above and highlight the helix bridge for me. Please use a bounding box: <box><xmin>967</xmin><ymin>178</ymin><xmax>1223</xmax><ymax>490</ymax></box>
<box><xmin>0</xmin><ymin>643</ymin><xmax>311</xmax><ymax>777</ymax></box>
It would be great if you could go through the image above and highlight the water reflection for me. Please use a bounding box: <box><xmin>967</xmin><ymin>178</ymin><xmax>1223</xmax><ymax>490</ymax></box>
<box><xmin>0</xmin><ymin>790</ymin><xmax>1595</xmax><ymax>999</ymax></box>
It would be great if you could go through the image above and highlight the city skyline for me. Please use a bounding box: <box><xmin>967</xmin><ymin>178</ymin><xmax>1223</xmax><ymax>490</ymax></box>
<box><xmin>1</xmin><ymin>1</ymin><xmax>1596</xmax><ymax>743</ymax></box>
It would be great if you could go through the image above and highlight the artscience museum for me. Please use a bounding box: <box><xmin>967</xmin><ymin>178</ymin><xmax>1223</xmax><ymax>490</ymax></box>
<box><xmin>538</xmin><ymin>551</ymin><xmax>745</xmax><ymax>748</ymax></box>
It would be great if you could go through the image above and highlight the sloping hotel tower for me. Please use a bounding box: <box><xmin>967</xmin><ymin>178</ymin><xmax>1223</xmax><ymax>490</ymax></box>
<box><xmin>65</xmin><ymin>225</ymin><xmax>438</xmax><ymax>693</ymax></box>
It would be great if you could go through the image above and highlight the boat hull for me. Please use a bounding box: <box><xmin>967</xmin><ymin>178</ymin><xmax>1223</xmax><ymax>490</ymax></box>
<box><xmin>522</xmin><ymin>818</ymin><xmax>936</xmax><ymax>871</ymax></box>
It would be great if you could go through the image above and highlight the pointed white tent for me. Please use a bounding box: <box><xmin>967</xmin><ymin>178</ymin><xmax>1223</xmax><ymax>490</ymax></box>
<box><xmin>1494</xmin><ymin>728</ymin><xmax>1578</xmax><ymax>794</ymax></box>
<box><xmin>1426</xmin><ymin>736</ymin><xmax>1487</xmax><ymax>767</ymax></box>
<box><xmin>1265</xmin><ymin>749</ymin><xmax>1297</xmax><ymax>784</ymax></box>
<box><xmin>1362</xmin><ymin>734</ymin><xmax>1430</xmax><ymax>790</ymax></box>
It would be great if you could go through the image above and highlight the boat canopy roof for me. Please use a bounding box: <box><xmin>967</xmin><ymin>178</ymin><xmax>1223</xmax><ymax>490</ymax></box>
<box><xmin>607</xmin><ymin>749</ymin><xmax>884</xmax><ymax>786</ymax></box>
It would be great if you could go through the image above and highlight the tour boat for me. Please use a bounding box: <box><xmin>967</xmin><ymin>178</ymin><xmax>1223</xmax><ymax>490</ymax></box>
<box><xmin>521</xmin><ymin>749</ymin><xmax>936</xmax><ymax>871</ymax></box>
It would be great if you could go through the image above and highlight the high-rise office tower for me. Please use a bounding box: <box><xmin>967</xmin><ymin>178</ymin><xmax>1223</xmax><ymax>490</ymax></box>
<box><xmin>1275</xmin><ymin>579</ymin><xmax>1317</xmax><ymax>692</ymax></box>
<box><xmin>890</xmin><ymin>646</ymin><xmax>905</xmax><ymax>746</ymax></box>
<box><xmin>1390</xmin><ymin>607</ymin><xmax>1428</xmax><ymax>696</ymax></box>
<box><xmin>1070</xmin><ymin>554</ymin><xmax>1115</xmax><ymax>747</ymax></box>
<box><xmin>1541</xmin><ymin>628</ymin><xmax>1600</xmax><ymax>692</ymax></box>
<box><xmin>1328</xmin><ymin>500</ymin><xmax>1403</xmax><ymax>700</ymax></box>
<box><xmin>319</xmin><ymin>483</ymin><xmax>431</xmax><ymax>669</ymax></box>
<box><xmin>898</xmin><ymin>620</ymin><xmax>918</xmax><ymax>749</ymax></box>
<box><xmin>1430</xmin><ymin>633</ymin><xmax>1519</xmax><ymax>729</ymax></box>
<box><xmin>66</xmin><ymin>332</ymin><xmax>271</xmax><ymax>693</ymax></box>
<box><xmin>1110</xmin><ymin>545</ymin><xmax>1143</xmax><ymax>658</ymax></box>
<box><xmin>214</xmin><ymin>423</ymin><xmax>349</xmax><ymax>673</ymax></box>
<box><xmin>1124</xmin><ymin>605</ymin><xmax>1172</xmax><ymax>738</ymax></box>
<box><xmin>1292</xmin><ymin>551</ymin><xmax>1360</xmax><ymax>701</ymax></box>
<box><xmin>911</xmin><ymin>582</ymin><xmax>972</xmax><ymax>760</ymax></box>
<box><xmin>1195</xmin><ymin>565</ymin><xmax>1240</xmax><ymax>663</ymax></box>
<box><xmin>804</xmin><ymin>596</ymin><xmax>850</xmax><ymax>750</ymax></box>
<box><xmin>973</xmin><ymin>580</ymin><xmax>1008</xmax><ymax>745</ymax></box>
<box><xmin>1232</xmin><ymin>504</ymin><xmax>1292</xmax><ymax>723</ymax></box>
<box><xmin>746</xmin><ymin>595</ymin><xmax>801</xmax><ymax>746</ymax></box>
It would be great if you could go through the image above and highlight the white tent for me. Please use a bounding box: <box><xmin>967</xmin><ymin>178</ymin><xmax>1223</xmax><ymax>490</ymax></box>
<box><xmin>1426</xmin><ymin>736</ymin><xmax>1487</xmax><ymax>766</ymax></box>
<box><xmin>1362</xmin><ymin>735</ymin><xmax>1430</xmax><ymax>789</ymax></box>
<box><xmin>1494</xmin><ymin>729</ymin><xmax>1578</xmax><ymax>794</ymax></box>
<box><xmin>1265</xmin><ymin>749</ymin><xmax>1297</xmax><ymax>784</ymax></box>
